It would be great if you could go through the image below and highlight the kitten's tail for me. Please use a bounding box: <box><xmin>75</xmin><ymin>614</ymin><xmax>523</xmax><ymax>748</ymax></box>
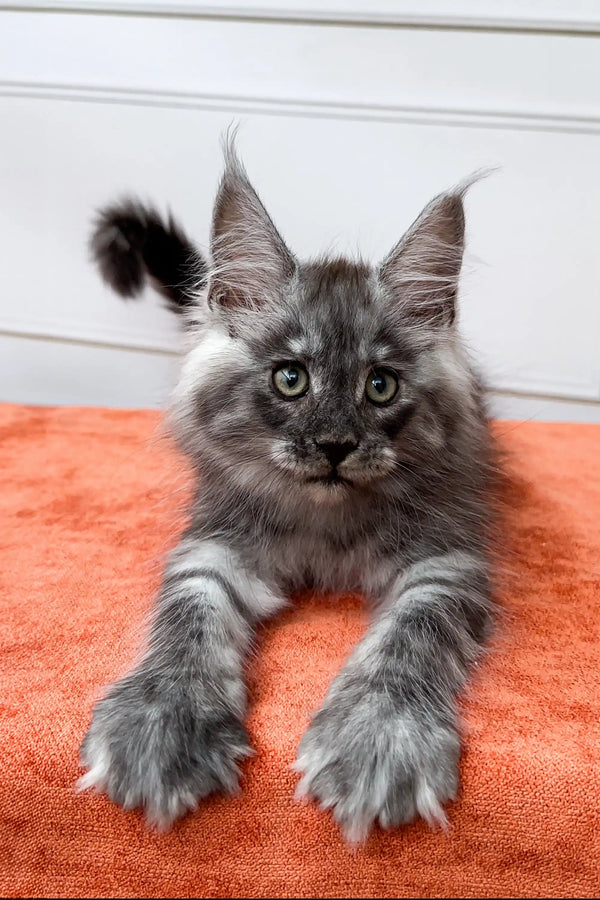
<box><xmin>89</xmin><ymin>198</ymin><xmax>206</xmax><ymax>316</ymax></box>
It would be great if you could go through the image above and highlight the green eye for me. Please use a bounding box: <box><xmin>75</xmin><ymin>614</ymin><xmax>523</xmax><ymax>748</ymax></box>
<box><xmin>273</xmin><ymin>363</ymin><xmax>309</xmax><ymax>399</ymax></box>
<box><xmin>365</xmin><ymin>367</ymin><xmax>399</xmax><ymax>404</ymax></box>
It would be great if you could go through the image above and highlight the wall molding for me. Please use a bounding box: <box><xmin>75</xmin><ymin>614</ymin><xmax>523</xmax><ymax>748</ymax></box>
<box><xmin>488</xmin><ymin>372</ymin><xmax>600</xmax><ymax>404</ymax></box>
<box><xmin>0</xmin><ymin>313</ymin><xmax>180</xmax><ymax>355</ymax></box>
<box><xmin>3</xmin><ymin>81</ymin><xmax>600</xmax><ymax>136</ymax></box>
<box><xmin>492</xmin><ymin>388</ymin><xmax>600</xmax><ymax>409</ymax></box>
<box><xmin>2</xmin><ymin>1</ymin><xmax>600</xmax><ymax>35</ymax></box>
<box><xmin>0</xmin><ymin>325</ymin><xmax>179</xmax><ymax>356</ymax></box>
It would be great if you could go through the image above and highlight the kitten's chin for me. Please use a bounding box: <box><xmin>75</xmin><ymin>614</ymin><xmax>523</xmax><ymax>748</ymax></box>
<box><xmin>304</xmin><ymin>476</ymin><xmax>351</xmax><ymax>505</ymax></box>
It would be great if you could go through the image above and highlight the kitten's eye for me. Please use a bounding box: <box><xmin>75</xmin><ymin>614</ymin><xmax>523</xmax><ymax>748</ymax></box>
<box><xmin>365</xmin><ymin>367</ymin><xmax>399</xmax><ymax>404</ymax></box>
<box><xmin>273</xmin><ymin>363</ymin><xmax>309</xmax><ymax>399</ymax></box>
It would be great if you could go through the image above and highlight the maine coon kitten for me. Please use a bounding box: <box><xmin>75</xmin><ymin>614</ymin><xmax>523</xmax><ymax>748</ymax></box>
<box><xmin>80</xmin><ymin>147</ymin><xmax>497</xmax><ymax>843</ymax></box>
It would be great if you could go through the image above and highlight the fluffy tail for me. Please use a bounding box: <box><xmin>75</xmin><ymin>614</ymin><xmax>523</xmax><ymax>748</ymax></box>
<box><xmin>89</xmin><ymin>198</ymin><xmax>206</xmax><ymax>315</ymax></box>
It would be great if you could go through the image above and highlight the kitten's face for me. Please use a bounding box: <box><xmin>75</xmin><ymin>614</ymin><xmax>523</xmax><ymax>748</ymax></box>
<box><xmin>177</xmin><ymin>259</ymin><xmax>470</xmax><ymax>506</ymax></box>
<box><xmin>172</xmin><ymin>150</ymin><xmax>471</xmax><ymax>504</ymax></box>
<box><xmin>246</xmin><ymin>261</ymin><xmax>423</xmax><ymax>501</ymax></box>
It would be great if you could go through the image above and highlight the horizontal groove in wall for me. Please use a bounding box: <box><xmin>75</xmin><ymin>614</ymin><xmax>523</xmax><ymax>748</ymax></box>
<box><xmin>2</xmin><ymin>2</ymin><xmax>600</xmax><ymax>36</ymax></box>
<box><xmin>491</xmin><ymin>389</ymin><xmax>600</xmax><ymax>408</ymax></box>
<box><xmin>0</xmin><ymin>327</ymin><xmax>180</xmax><ymax>357</ymax></box>
<box><xmin>3</xmin><ymin>82</ymin><xmax>600</xmax><ymax>135</ymax></box>
<box><xmin>0</xmin><ymin>308</ymin><xmax>181</xmax><ymax>354</ymax></box>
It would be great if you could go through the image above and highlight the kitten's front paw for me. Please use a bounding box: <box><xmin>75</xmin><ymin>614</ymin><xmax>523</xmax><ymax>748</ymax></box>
<box><xmin>294</xmin><ymin>678</ymin><xmax>460</xmax><ymax>843</ymax></box>
<box><xmin>79</xmin><ymin>670</ymin><xmax>252</xmax><ymax>829</ymax></box>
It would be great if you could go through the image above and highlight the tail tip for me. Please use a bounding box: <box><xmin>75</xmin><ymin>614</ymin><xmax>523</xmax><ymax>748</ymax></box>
<box><xmin>89</xmin><ymin>199</ymin><xmax>150</xmax><ymax>298</ymax></box>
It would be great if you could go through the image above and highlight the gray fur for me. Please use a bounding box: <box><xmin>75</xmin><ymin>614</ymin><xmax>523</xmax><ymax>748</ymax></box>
<box><xmin>81</xmin><ymin>148</ymin><xmax>497</xmax><ymax>842</ymax></box>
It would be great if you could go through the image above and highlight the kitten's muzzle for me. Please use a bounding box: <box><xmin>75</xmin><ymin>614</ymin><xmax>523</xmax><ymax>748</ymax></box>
<box><xmin>316</xmin><ymin>440</ymin><xmax>359</xmax><ymax>468</ymax></box>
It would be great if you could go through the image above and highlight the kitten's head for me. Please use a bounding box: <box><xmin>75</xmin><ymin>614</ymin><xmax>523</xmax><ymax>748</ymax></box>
<box><xmin>172</xmin><ymin>149</ymin><xmax>483</xmax><ymax>505</ymax></box>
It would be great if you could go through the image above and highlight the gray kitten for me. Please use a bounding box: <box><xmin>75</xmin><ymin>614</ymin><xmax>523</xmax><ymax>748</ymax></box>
<box><xmin>80</xmin><ymin>147</ymin><xmax>497</xmax><ymax>843</ymax></box>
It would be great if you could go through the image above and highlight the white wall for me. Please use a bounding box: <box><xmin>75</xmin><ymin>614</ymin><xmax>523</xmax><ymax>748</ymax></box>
<box><xmin>1</xmin><ymin>1</ymin><xmax>599</xmax><ymax>420</ymax></box>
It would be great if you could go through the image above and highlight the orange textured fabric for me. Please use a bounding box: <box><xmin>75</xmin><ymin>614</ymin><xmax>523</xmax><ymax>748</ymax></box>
<box><xmin>1</xmin><ymin>402</ymin><xmax>599</xmax><ymax>898</ymax></box>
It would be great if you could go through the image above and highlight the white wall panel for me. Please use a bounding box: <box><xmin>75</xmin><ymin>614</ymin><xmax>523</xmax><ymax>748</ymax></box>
<box><xmin>0</xmin><ymin>6</ymin><xmax>599</xmax><ymax>419</ymax></box>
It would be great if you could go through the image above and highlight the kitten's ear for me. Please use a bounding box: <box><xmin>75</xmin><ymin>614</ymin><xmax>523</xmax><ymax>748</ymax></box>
<box><xmin>378</xmin><ymin>191</ymin><xmax>465</xmax><ymax>327</ymax></box>
<box><xmin>208</xmin><ymin>148</ymin><xmax>296</xmax><ymax>309</ymax></box>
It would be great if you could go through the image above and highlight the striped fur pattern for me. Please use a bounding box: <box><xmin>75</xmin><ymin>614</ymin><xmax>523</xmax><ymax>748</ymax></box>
<box><xmin>81</xmin><ymin>148</ymin><xmax>498</xmax><ymax>843</ymax></box>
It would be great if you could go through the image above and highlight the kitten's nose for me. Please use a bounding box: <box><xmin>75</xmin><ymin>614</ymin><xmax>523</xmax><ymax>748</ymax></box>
<box><xmin>317</xmin><ymin>440</ymin><xmax>358</xmax><ymax>467</ymax></box>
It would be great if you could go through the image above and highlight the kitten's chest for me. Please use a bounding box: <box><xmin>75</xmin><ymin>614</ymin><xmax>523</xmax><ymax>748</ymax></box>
<box><xmin>259</xmin><ymin>524</ymin><xmax>398</xmax><ymax>598</ymax></box>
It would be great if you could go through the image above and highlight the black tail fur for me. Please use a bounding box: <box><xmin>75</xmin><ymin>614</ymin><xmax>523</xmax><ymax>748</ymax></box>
<box><xmin>89</xmin><ymin>198</ymin><xmax>206</xmax><ymax>315</ymax></box>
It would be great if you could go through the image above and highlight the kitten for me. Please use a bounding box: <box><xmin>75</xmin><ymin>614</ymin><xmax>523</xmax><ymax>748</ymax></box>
<box><xmin>80</xmin><ymin>146</ymin><xmax>497</xmax><ymax>844</ymax></box>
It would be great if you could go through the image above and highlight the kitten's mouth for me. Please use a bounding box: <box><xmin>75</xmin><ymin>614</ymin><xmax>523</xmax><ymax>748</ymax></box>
<box><xmin>306</xmin><ymin>472</ymin><xmax>352</xmax><ymax>487</ymax></box>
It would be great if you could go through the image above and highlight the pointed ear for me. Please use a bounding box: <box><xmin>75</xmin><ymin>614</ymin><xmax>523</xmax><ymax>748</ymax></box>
<box><xmin>378</xmin><ymin>192</ymin><xmax>465</xmax><ymax>327</ymax></box>
<box><xmin>208</xmin><ymin>150</ymin><xmax>296</xmax><ymax>310</ymax></box>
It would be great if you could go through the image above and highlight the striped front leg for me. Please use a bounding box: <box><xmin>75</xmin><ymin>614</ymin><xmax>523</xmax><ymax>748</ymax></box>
<box><xmin>79</xmin><ymin>538</ymin><xmax>285</xmax><ymax>829</ymax></box>
<box><xmin>295</xmin><ymin>550</ymin><xmax>493</xmax><ymax>843</ymax></box>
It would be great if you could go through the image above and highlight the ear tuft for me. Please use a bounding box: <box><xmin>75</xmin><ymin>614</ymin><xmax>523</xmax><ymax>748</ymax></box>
<box><xmin>209</xmin><ymin>139</ymin><xmax>296</xmax><ymax>310</ymax></box>
<box><xmin>379</xmin><ymin>189</ymin><xmax>467</xmax><ymax>327</ymax></box>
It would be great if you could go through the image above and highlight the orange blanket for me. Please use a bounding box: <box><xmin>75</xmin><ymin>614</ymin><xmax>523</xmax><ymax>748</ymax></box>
<box><xmin>1</xmin><ymin>403</ymin><xmax>599</xmax><ymax>898</ymax></box>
